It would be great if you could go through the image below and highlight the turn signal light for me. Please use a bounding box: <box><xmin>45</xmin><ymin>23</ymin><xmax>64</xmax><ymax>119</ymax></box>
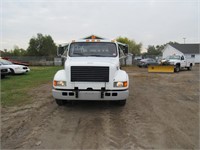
<box><xmin>123</xmin><ymin>81</ymin><xmax>128</xmax><ymax>87</ymax></box>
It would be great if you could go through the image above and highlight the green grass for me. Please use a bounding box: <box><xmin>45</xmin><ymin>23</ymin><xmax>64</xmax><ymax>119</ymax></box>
<box><xmin>1</xmin><ymin>66</ymin><xmax>63</xmax><ymax>107</ymax></box>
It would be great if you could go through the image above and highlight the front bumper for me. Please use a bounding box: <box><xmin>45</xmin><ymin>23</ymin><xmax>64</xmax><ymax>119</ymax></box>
<box><xmin>52</xmin><ymin>89</ymin><xmax>129</xmax><ymax>101</ymax></box>
<box><xmin>15</xmin><ymin>68</ymin><xmax>30</xmax><ymax>74</ymax></box>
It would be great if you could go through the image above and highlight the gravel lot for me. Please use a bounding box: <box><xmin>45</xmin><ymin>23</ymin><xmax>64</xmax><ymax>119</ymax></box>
<box><xmin>1</xmin><ymin>65</ymin><xmax>199</xmax><ymax>149</ymax></box>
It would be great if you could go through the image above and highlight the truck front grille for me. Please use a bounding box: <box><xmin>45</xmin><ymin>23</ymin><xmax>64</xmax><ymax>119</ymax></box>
<box><xmin>71</xmin><ymin>66</ymin><xmax>109</xmax><ymax>82</ymax></box>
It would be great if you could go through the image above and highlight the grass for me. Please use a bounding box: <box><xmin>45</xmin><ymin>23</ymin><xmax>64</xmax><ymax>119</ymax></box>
<box><xmin>1</xmin><ymin>66</ymin><xmax>63</xmax><ymax>107</ymax></box>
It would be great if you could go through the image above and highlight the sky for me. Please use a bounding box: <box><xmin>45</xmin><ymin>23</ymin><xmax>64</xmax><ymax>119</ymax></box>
<box><xmin>1</xmin><ymin>0</ymin><xmax>199</xmax><ymax>51</ymax></box>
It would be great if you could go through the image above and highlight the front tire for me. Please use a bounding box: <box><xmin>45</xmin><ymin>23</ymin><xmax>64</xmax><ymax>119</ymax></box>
<box><xmin>1</xmin><ymin>75</ymin><xmax>5</xmax><ymax>79</ymax></box>
<box><xmin>10</xmin><ymin>68</ymin><xmax>15</xmax><ymax>75</ymax></box>
<box><xmin>55</xmin><ymin>99</ymin><xmax>64</xmax><ymax>106</ymax></box>
<box><xmin>117</xmin><ymin>99</ymin><xmax>126</xmax><ymax>106</ymax></box>
<box><xmin>174</xmin><ymin>64</ymin><xmax>180</xmax><ymax>72</ymax></box>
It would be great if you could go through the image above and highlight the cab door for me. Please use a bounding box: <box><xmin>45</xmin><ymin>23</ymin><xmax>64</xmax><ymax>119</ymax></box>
<box><xmin>180</xmin><ymin>55</ymin><xmax>186</xmax><ymax>67</ymax></box>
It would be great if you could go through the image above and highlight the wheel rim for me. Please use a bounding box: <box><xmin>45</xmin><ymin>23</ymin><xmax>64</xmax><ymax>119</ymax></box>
<box><xmin>176</xmin><ymin>66</ymin><xmax>180</xmax><ymax>72</ymax></box>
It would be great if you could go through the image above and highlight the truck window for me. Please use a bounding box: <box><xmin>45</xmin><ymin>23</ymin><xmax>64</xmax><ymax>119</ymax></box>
<box><xmin>118</xmin><ymin>45</ymin><xmax>125</xmax><ymax>58</ymax></box>
<box><xmin>69</xmin><ymin>42</ymin><xmax>117</xmax><ymax>57</ymax></box>
<box><xmin>168</xmin><ymin>55</ymin><xmax>181</xmax><ymax>60</ymax></box>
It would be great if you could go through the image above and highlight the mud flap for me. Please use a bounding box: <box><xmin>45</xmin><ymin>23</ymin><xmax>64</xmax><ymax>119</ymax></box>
<box><xmin>148</xmin><ymin>65</ymin><xmax>174</xmax><ymax>73</ymax></box>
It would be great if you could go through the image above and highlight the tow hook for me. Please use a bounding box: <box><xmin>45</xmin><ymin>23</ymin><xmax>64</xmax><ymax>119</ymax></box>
<box><xmin>74</xmin><ymin>87</ymin><xmax>79</xmax><ymax>98</ymax></box>
<box><xmin>101</xmin><ymin>87</ymin><xmax>106</xmax><ymax>98</ymax></box>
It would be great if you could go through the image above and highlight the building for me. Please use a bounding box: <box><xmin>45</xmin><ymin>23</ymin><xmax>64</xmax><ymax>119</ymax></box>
<box><xmin>162</xmin><ymin>43</ymin><xmax>200</xmax><ymax>63</ymax></box>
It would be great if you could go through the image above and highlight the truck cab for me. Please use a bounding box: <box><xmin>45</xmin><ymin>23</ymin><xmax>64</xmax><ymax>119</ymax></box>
<box><xmin>52</xmin><ymin>35</ymin><xmax>129</xmax><ymax>106</ymax></box>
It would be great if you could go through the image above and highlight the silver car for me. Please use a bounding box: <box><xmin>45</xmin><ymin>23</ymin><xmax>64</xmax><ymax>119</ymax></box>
<box><xmin>137</xmin><ymin>58</ymin><xmax>157</xmax><ymax>68</ymax></box>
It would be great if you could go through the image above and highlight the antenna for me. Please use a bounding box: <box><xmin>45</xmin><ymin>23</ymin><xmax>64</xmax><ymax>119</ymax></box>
<box><xmin>183</xmin><ymin>37</ymin><xmax>186</xmax><ymax>44</ymax></box>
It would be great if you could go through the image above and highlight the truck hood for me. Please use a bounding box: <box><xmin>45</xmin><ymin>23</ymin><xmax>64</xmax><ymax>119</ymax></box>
<box><xmin>2</xmin><ymin>64</ymin><xmax>27</xmax><ymax>69</ymax></box>
<box><xmin>66</xmin><ymin>57</ymin><xmax>119</xmax><ymax>67</ymax></box>
<box><xmin>168</xmin><ymin>59</ymin><xmax>180</xmax><ymax>63</ymax></box>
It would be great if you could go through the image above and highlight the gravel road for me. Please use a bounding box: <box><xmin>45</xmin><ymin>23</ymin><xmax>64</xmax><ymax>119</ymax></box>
<box><xmin>1</xmin><ymin>65</ymin><xmax>199</xmax><ymax>149</ymax></box>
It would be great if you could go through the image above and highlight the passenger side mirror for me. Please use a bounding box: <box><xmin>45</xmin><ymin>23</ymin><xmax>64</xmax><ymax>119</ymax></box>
<box><xmin>57</xmin><ymin>46</ymin><xmax>65</xmax><ymax>56</ymax></box>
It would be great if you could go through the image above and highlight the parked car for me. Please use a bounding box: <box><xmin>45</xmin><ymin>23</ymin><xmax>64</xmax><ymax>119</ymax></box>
<box><xmin>134</xmin><ymin>56</ymin><xmax>142</xmax><ymax>61</ymax></box>
<box><xmin>137</xmin><ymin>58</ymin><xmax>158</xmax><ymax>68</ymax></box>
<box><xmin>0</xmin><ymin>65</ymin><xmax>10</xmax><ymax>78</ymax></box>
<box><xmin>0</xmin><ymin>59</ymin><xmax>30</xmax><ymax>74</ymax></box>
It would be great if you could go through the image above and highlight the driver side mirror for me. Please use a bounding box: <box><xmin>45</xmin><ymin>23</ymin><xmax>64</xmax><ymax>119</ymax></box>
<box><xmin>123</xmin><ymin>45</ymin><xmax>129</xmax><ymax>55</ymax></box>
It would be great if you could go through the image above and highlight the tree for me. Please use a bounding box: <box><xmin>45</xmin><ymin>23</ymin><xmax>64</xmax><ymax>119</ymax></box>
<box><xmin>116</xmin><ymin>36</ymin><xmax>142</xmax><ymax>55</ymax></box>
<box><xmin>13</xmin><ymin>45</ymin><xmax>27</xmax><ymax>56</ymax></box>
<box><xmin>27</xmin><ymin>33</ymin><xmax>57</xmax><ymax>56</ymax></box>
<box><xmin>1</xmin><ymin>46</ymin><xmax>27</xmax><ymax>57</ymax></box>
<box><xmin>147</xmin><ymin>45</ymin><xmax>162</xmax><ymax>56</ymax></box>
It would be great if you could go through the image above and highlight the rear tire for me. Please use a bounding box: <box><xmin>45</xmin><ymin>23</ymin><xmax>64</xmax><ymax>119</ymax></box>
<box><xmin>117</xmin><ymin>99</ymin><xmax>126</xmax><ymax>106</ymax></box>
<box><xmin>187</xmin><ymin>64</ymin><xmax>192</xmax><ymax>71</ymax></box>
<box><xmin>55</xmin><ymin>99</ymin><xmax>64</xmax><ymax>106</ymax></box>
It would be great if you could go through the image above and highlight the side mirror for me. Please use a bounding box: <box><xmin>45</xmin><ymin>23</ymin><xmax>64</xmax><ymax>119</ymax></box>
<box><xmin>57</xmin><ymin>46</ymin><xmax>65</xmax><ymax>56</ymax></box>
<box><xmin>123</xmin><ymin>45</ymin><xmax>129</xmax><ymax>55</ymax></box>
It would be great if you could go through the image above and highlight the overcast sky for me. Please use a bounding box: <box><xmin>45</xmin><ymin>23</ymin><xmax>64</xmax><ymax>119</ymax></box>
<box><xmin>1</xmin><ymin>0</ymin><xmax>199</xmax><ymax>50</ymax></box>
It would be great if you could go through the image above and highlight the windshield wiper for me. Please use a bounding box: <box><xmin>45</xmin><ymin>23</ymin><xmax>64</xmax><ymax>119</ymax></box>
<box><xmin>73</xmin><ymin>52</ymin><xmax>84</xmax><ymax>56</ymax></box>
<box><xmin>89</xmin><ymin>54</ymin><xmax>105</xmax><ymax>57</ymax></box>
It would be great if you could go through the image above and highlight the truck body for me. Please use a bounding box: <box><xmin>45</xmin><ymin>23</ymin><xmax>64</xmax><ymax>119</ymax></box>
<box><xmin>52</xmin><ymin>35</ymin><xmax>129</xmax><ymax>106</ymax></box>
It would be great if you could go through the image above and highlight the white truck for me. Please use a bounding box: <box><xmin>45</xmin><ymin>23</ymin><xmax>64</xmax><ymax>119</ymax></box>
<box><xmin>164</xmin><ymin>54</ymin><xmax>195</xmax><ymax>72</ymax></box>
<box><xmin>52</xmin><ymin>35</ymin><xmax>129</xmax><ymax>106</ymax></box>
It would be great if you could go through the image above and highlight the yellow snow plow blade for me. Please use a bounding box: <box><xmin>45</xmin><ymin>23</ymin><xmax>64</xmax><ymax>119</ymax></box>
<box><xmin>148</xmin><ymin>65</ymin><xmax>174</xmax><ymax>73</ymax></box>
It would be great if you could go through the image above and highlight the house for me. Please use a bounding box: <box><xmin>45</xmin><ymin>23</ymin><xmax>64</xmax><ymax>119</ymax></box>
<box><xmin>162</xmin><ymin>43</ymin><xmax>200</xmax><ymax>63</ymax></box>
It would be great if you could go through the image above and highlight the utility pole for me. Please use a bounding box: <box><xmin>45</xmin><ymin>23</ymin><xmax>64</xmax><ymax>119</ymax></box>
<box><xmin>183</xmin><ymin>37</ymin><xmax>186</xmax><ymax>44</ymax></box>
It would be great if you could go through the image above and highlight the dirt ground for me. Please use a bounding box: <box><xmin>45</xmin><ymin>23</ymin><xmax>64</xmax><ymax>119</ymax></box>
<box><xmin>1</xmin><ymin>65</ymin><xmax>199</xmax><ymax>149</ymax></box>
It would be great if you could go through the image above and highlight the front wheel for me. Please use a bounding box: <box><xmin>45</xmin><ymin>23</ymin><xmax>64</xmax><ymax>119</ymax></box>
<box><xmin>10</xmin><ymin>68</ymin><xmax>15</xmax><ymax>75</ymax></box>
<box><xmin>1</xmin><ymin>75</ymin><xmax>5</xmax><ymax>79</ymax></box>
<box><xmin>117</xmin><ymin>99</ymin><xmax>126</xmax><ymax>106</ymax></box>
<box><xmin>174</xmin><ymin>65</ymin><xmax>180</xmax><ymax>72</ymax></box>
<box><xmin>55</xmin><ymin>99</ymin><xmax>64</xmax><ymax>106</ymax></box>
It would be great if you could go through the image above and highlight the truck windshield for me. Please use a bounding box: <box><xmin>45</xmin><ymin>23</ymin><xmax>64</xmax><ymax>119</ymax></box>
<box><xmin>69</xmin><ymin>42</ymin><xmax>117</xmax><ymax>57</ymax></box>
<box><xmin>167</xmin><ymin>55</ymin><xmax>181</xmax><ymax>60</ymax></box>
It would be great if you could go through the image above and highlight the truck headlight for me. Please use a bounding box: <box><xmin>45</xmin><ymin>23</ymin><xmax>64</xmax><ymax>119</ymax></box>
<box><xmin>114</xmin><ymin>81</ymin><xmax>128</xmax><ymax>87</ymax></box>
<box><xmin>53</xmin><ymin>80</ymin><xmax>66</xmax><ymax>86</ymax></box>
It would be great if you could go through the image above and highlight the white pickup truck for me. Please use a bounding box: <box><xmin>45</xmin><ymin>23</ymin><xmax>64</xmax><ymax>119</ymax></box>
<box><xmin>164</xmin><ymin>55</ymin><xmax>195</xmax><ymax>72</ymax></box>
<box><xmin>52</xmin><ymin>35</ymin><xmax>129</xmax><ymax>106</ymax></box>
